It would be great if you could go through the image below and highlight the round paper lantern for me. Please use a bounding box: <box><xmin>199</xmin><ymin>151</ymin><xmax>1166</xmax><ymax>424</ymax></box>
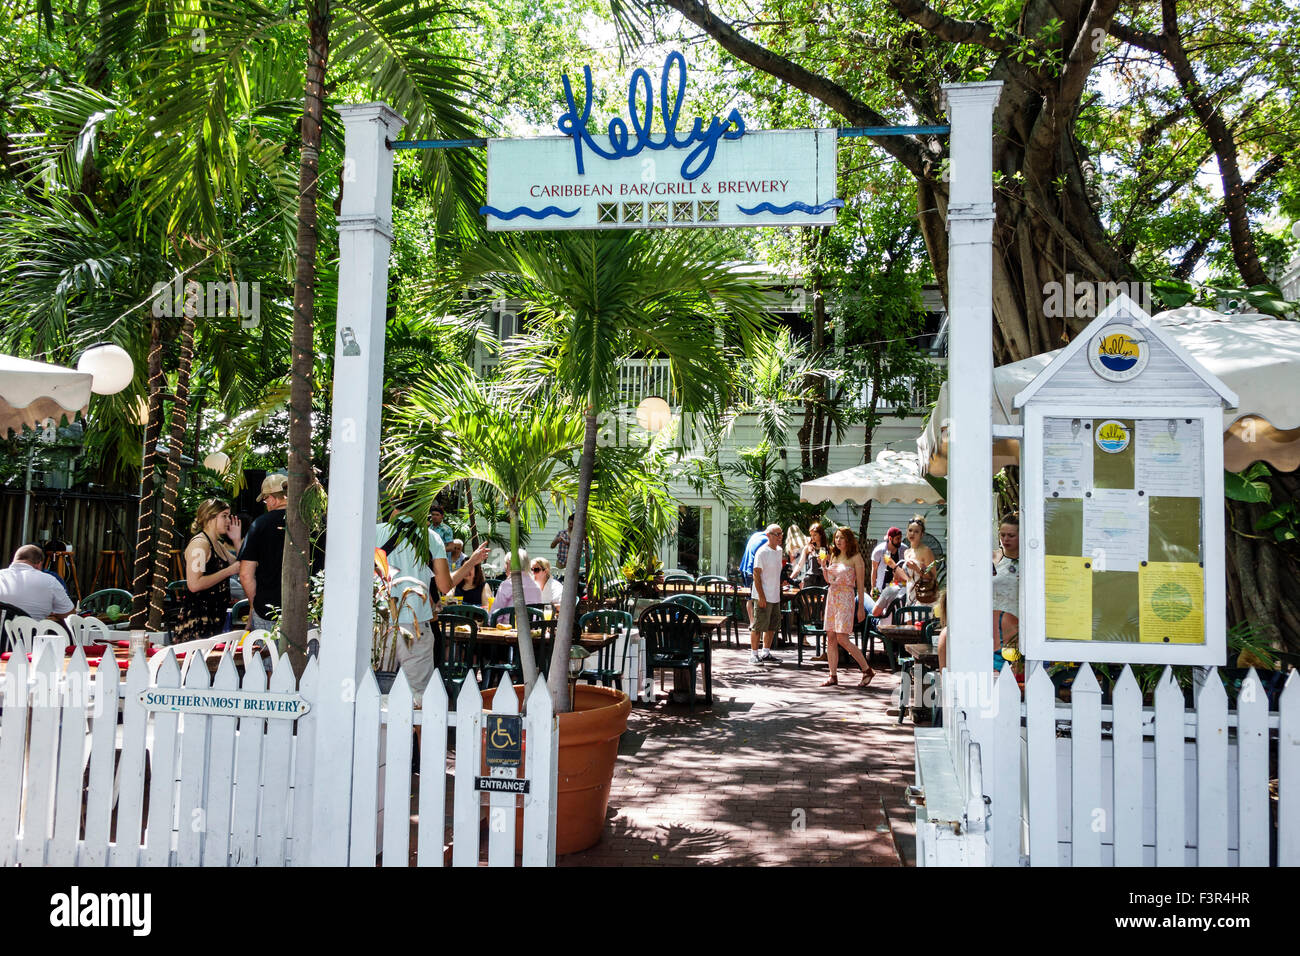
<box><xmin>77</xmin><ymin>344</ymin><xmax>134</xmax><ymax>395</ymax></box>
<box><xmin>635</xmin><ymin>395</ymin><xmax>672</xmax><ymax>433</ymax></box>
<box><xmin>203</xmin><ymin>451</ymin><xmax>231</xmax><ymax>474</ymax></box>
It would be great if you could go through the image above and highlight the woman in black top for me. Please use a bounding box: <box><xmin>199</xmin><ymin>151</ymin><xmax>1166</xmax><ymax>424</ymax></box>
<box><xmin>454</xmin><ymin>562</ymin><xmax>493</xmax><ymax>607</ymax></box>
<box><xmin>797</xmin><ymin>521</ymin><xmax>830</xmax><ymax>588</ymax></box>
<box><xmin>175</xmin><ymin>498</ymin><xmax>242</xmax><ymax>640</ymax></box>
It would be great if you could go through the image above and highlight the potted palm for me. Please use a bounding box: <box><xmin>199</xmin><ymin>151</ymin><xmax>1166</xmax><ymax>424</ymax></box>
<box><xmin>453</xmin><ymin>229</ymin><xmax>771</xmax><ymax>718</ymax></box>
<box><xmin>386</xmin><ymin>368</ymin><xmax>638</xmax><ymax>852</ymax></box>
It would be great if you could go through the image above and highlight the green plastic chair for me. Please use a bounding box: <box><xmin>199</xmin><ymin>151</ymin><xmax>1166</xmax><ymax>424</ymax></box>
<box><xmin>663</xmin><ymin>593</ymin><xmax>710</xmax><ymax>615</ymax></box>
<box><xmin>440</xmin><ymin>603</ymin><xmax>489</xmax><ymax>626</ymax></box>
<box><xmin>577</xmin><ymin>610</ymin><xmax>633</xmax><ymax>689</ymax></box>
<box><xmin>79</xmin><ymin>588</ymin><xmax>132</xmax><ymax>622</ymax></box>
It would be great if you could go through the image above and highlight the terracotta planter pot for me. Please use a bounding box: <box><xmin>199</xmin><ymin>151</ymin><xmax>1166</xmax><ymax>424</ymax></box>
<box><xmin>482</xmin><ymin>683</ymin><xmax>631</xmax><ymax>855</ymax></box>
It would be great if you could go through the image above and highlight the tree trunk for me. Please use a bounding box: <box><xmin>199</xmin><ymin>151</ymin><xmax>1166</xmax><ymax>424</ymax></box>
<box><xmin>550</xmin><ymin>407</ymin><xmax>600</xmax><ymax>712</ymax></box>
<box><xmin>130</xmin><ymin>317</ymin><xmax>166</xmax><ymax>628</ymax></box>
<box><xmin>507</xmin><ymin>509</ymin><xmax>538</xmax><ymax>687</ymax></box>
<box><xmin>282</xmin><ymin>4</ymin><xmax>330</xmax><ymax>675</ymax></box>
<box><xmin>464</xmin><ymin>479</ymin><xmax>480</xmax><ymax>546</ymax></box>
<box><xmin>857</xmin><ymin>365</ymin><xmax>883</xmax><ymax>544</ymax></box>
<box><xmin>150</xmin><ymin>311</ymin><xmax>197</xmax><ymax>629</ymax></box>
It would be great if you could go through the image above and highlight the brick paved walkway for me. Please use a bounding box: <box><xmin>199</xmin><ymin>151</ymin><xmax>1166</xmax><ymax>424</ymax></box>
<box><xmin>560</xmin><ymin>632</ymin><xmax>918</xmax><ymax>866</ymax></box>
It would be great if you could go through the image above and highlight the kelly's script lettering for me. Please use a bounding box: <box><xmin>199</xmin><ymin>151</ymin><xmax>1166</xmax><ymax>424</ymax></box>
<box><xmin>557</xmin><ymin>51</ymin><xmax>745</xmax><ymax>181</ymax></box>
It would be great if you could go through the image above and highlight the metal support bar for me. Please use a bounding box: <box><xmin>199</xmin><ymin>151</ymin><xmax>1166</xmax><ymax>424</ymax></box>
<box><xmin>387</xmin><ymin>125</ymin><xmax>951</xmax><ymax>150</ymax></box>
<box><xmin>837</xmin><ymin>125</ymin><xmax>950</xmax><ymax>137</ymax></box>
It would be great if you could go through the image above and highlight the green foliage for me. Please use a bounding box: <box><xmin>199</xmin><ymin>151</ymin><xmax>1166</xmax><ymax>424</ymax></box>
<box><xmin>1224</xmin><ymin>463</ymin><xmax>1272</xmax><ymax>504</ymax></box>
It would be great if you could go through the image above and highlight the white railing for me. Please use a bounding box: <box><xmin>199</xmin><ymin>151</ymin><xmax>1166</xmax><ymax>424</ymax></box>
<box><xmin>0</xmin><ymin>641</ymin><xmax>317</xmax><ymax>866</ymax></box>
<box><xmin>935</xmin><ymin>664</ymin><xmax>1299</xmax><ymax>866</ymax></box>
<box><xmin>360</xmin><ymin>670</ymin><xmax>558</xmax><ymax>867</ymax></box>
<box><xmin>615</xmin><ymin>358</ymin><xmax>677</xmax><ymax>407</ymax></box>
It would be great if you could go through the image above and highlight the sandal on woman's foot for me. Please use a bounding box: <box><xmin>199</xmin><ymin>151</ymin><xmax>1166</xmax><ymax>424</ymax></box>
<box><xmin>820</xmin><ymin>676</ymin><xmax>838</xmax><ymax>687</ymax></box>
<box><xmin>858</xmin><ymin>669</ymin><xmax>876</xmax><ymax>688</ymax></box>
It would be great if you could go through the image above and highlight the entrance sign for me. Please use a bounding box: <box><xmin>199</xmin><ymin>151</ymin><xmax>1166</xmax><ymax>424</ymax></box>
<box><xmin>1016</xmin><ymin>296</ymin><xmax>1238</xmax><ymax>666</ymax></box>
<box><xmin>482</xmin><ymin>53</ymin><xmax>840</xmax><ymax>230</ymax></box>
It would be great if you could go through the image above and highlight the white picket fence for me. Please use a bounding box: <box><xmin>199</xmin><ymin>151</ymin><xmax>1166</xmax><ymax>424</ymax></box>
<box><xmin>941</xmin><ymin>664</ymin><xmax>1299</xmax><ymax>866</ymax></box>
<box><xmin>0</xmin><ymin>641</ymin><xmax>317</xmax><ymax>866</ymax></box>
<box><xmin>356</xmin><ymin>668</ymin><xmax>557</xmax><ymax>867</ymax></box>
<box><xmin>1</xmin><ymin>642</ymin><xmax>559</xmax><ymax>867</ymax></box>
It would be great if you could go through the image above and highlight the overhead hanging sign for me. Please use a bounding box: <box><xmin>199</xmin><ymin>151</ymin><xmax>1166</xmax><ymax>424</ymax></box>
<box><xmin>482</xmin><ymin>52</ymin><xmax>841</xmax><ymax>231</ymax></box>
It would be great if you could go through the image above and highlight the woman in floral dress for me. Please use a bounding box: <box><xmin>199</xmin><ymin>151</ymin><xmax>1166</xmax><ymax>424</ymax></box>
<box><xmin>820</xmin><ymin>527</ymin><xmax>875</xmax><ymax>688</ymax></box>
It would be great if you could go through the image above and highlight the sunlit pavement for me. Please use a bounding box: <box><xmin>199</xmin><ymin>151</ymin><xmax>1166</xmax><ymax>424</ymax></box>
<box><xmin>559</xmin><ymin>629</ymin><xmax>918</xmax><ymax>866</ymax></box>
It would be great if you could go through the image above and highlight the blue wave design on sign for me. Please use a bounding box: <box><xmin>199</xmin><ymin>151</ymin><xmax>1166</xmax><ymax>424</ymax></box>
<box><xmin>479</xmin><ymin>204</ymin><xmax>581</xmax><ymax>221</ymax></box>
<box><xmin>736</xmin><ymin>199</ymin><xmax>845</xmax><ymax>216</ymax></box>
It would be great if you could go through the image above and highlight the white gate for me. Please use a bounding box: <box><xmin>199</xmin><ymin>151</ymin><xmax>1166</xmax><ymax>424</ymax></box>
<box><xmin>929</xmin><ymin>664</ymin><xmax>1299</xmax><ymax>866</ymax></box>
<box><xmin>353</xmin><ymin>669</ymin><xmax>557</xmax><ymax>867</ymax></box>
<box><xmin>0</xmin><ymin>641</ymin><xmax>558</xmax><ymax>867</ymax></box>
<box><xmin>0</xmin><ymin>642</ymin><xmax>317</xmax><ymax>866</ymax></box>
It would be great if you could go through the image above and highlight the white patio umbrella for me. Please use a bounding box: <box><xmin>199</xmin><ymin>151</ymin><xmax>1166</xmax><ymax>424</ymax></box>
<box><xmin>0</xmin><ymin>354</ymin><xmax>94</xmax><ymax>436</ymax></box>
<box><xmin>918</xmin><ymin>307</ymin><xmax>1300</xmax><ymax>475</ymax></box>
<box><xmin>799</xmin><ymin>449</ymin><xmax>942</xmax><ymax>505</ymax></box>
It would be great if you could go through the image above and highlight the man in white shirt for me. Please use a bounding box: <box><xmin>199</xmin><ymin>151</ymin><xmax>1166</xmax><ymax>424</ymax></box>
<box><xmin>0</xmin><ymin>545</ymin><xmax>74</xmax><ymax>621</ymax></box>
<box><xmin>749</xmin><ymin>524</ymin><xmax>785</xmax><ymax>665</ymax></box>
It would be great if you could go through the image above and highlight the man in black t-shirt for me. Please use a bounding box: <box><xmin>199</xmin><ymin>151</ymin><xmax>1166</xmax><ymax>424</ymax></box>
<box><xmin>238</xmin><ymin>474</ymin><xmax>289</xmax><ymax>631</ymax></box>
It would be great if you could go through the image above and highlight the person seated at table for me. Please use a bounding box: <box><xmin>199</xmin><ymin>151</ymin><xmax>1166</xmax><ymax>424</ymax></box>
<box><xmin>176</xmin><ymin>499</ymin><xmax>243</xmax><ymax>641</ymax></box>
<box><xmin>871</xmin><ymin>564</ymin><xmax>908</xmax><ymax>619</ymax></box>
<box><xmin>494</xmin><ymin>555</ymin><xmax>562</xmax><ymax>612</ymax></box>
<box><xmin>454</xmin><ymin>561</ymin><xmax>493</xmax><ymax>607</ymax></box>
<box><xmin>529</xmin><ymin>557</ymin><xmax>565</xmax><ymax>612</ymax></box>
<box><xmin>0</xmin><ymin>544</ymin><xmax>73</xmax><ymax>623</ymax></box>
<box><xmin>902</xmin><ymin>515</ymin><xmax>939</xmax><ymax>606</ymax></box>
<box><xmin>447</xmin><ymin>538</ymin><xmax>466</xmax><ymax>571</ymax></box>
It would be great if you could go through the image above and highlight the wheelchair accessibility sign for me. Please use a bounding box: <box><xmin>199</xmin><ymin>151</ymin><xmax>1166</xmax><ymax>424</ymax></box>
<box><xmin>485</xmin><ymin>714</ymin><xmax>523</xmax><ymax>768</ymax></box>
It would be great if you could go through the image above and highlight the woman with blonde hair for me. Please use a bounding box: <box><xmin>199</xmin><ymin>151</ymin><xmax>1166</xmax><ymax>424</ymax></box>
<box><xmin>902</xmin><ymin>515</ymin><xmax>939</xmax><ymax>606</ymax></box>
<box><xmin>175</xmin><ymin>498</ymin><xmax>242</xmax><ymax>640</ymax></box>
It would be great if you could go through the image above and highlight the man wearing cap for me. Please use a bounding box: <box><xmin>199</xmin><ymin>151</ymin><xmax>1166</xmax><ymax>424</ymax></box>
<box><xmin>239</xmin><ymin>474</ymin><xmax>289</xmax><ymax>632</ymax></box>
<box><xmin>870</xmin><ymin>527</ymin><xmax>906</xmax><ymax>595</ymax></box>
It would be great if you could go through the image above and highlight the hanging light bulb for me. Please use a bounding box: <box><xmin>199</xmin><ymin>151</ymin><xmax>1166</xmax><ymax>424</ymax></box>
<box><xmin>636</xmin><ymin>395</ymin><xmax>672</xmax><ymax>433</ymax></box>
<box><xmin>77</xmin><ymin>344</ymin><xmax>135</xmax><ymax>395</ymax></box>
<box><xmin>203</xmin><ymin>451</ymin><xmax>231</xmax><ymax>474</ymax></box>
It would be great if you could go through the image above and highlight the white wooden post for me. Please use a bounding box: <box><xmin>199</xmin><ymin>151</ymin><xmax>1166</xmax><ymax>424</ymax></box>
<box><xmin>940</xmin><ymin>82</ymin><xmax>1001</xmax><ymax>720</ymax></box>
<box><xmin>311</xmin><ymin>102</ymin><xmax>406</xmax><ymax>866</ymax></box>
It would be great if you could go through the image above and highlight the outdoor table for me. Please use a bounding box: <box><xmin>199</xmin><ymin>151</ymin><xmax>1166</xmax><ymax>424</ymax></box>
<box><xmin>877</xmin><ymin>623</ymin><xmax>926</xmax><ymax>670</ymax></box>
<box><xmin>696</xmin><ymin>614</ymin><xmax>729</xmax><ymax>643</ymax></box>
<box><xmin>455</xmin><ymin>625</ymin><xmax>616</xmax><ymax>651</ymax></box>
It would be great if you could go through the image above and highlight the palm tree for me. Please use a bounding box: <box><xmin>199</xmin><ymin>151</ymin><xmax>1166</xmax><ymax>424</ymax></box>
<box><xmin>451</xmin><ymin>230</ymin><xmax>772</xmax><ymax>709</ymax></box>
<box><xmin>383</xmin><ymin>370</ymin><xmax>589</xmax><ymax>686</ymax></box>
<box><xmin>123</xmin><ymin>0</ymin><xmax>486</xmax><ymax>669</ymax></box>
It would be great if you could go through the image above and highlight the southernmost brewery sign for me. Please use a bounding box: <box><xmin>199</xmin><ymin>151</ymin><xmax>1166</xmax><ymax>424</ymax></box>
<box><xmin>138</xmin><ymin>688</ymin><xmax>310</xmax><ymax>720</ymax></box>
<box><xmin>483</xmin><ymin>52</ymin><xmax>840</xmax><ymax>230</ymax></box>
